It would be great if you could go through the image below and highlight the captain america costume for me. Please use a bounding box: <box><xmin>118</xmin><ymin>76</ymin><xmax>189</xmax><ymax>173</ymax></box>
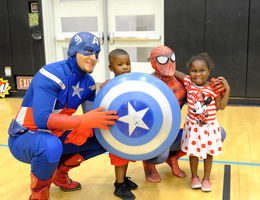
<box><xmin>8</xmin><ymin>55</ymin><xmax>105</xmax><ymax>181</ymax></box>
<box><xmin>8</xmin><ymin>32</ymin><xmax>119</xmax><ymax>200</ymax></box>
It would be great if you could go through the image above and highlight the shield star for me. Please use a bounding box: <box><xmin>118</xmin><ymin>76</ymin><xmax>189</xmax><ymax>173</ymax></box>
<box><xmin>72</xmin><ymin>81</ymin><xmax>84</xmax><ymax>99</ymax></box>
<box><xmin>118</xmin><ymin>102</ymin><xmax>150</xmax><ymax>136</ymax></box>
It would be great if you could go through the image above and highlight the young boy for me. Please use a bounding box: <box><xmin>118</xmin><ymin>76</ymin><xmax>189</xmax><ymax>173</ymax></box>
<box><xmin>101</xmin><ymin>49</ymin><xmax>137</xmax><ymax>200</ymax></box>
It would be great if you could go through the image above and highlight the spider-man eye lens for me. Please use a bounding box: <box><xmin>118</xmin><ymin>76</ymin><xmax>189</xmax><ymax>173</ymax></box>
<box><xmin>156</xmin><ymin>56</ymin><xmax>169</xmax><ymax>64</ymax></box>
<box><xmin>171</xmin><ymin>53</ymin><xmax>176</xmax><ymax>62</ymax></box>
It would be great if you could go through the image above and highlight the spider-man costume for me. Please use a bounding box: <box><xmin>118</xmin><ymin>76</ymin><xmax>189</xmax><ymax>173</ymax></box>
<box><xmin>8</xmin><ymin>32</ymin><xmax>118</xmax><ymax>200</ymax></box>
<box><xmin>143</xmin><ymin>46</ymin><xmax>226</xmax><ymax>183</ymax></box>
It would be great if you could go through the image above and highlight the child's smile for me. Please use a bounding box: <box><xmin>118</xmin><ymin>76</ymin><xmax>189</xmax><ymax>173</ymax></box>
<box><xmin>189</xmin><ymin>60</ymin><xmax>210</xmax><ymax>86</ymax></box>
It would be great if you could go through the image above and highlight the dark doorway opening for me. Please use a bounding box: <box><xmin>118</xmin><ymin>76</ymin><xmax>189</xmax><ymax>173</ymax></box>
<box><xmin>0</xmin><ymin>0</ymin><xmax>45</xmax><ymax>96</ymax></box>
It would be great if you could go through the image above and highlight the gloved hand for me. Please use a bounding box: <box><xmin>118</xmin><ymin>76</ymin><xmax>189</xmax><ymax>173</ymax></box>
<box><xmin>47</xmin><ymin>107</ymin><xmax>119</xmax><ymax>132</ymax></box>
<box><xmin>79</xmin><ymin>107</ymin><xmax>119</xmax><ymax>130</ymax></box>
<box><xmin>209</xmin><ymin>77</ymin><xmax>226</xmax><ymax>96</ymax></box>
<box><xmin>64</xmin><ymin>128</ymin><xmax>93</xmax><ymax>146</ymax></box>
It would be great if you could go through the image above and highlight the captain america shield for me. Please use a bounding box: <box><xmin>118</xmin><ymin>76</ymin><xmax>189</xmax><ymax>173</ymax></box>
<box><xmin>93</xmin><ymin>72</ymin><xmax>181</xmax><ymax>160</ymax></box>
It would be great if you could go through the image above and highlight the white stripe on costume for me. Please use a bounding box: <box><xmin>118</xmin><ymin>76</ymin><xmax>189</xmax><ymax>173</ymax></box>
<box><xmin>16</xmin><ymin>107</ymin><xmax>27</xmax><ymax>125</ymax></box>
<box><xmin>38</xmin><ymin>129</ymin><xmax>51</xmax><ymax>133</ymax></box>
<box><xmin>40</xmin><ymin>68</ymin><xmax>66</xmax><ymax>89</ymax></box>
<box><xmin>53</xmin><ymin>109</ymin><xmax>63</xmax><ymax>113</ymax></box>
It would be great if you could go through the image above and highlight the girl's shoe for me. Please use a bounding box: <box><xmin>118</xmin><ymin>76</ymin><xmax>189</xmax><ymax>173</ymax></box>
<box><xmin>190</xmin><ymin>177</ymin><xmax>201</xmax><ymax>189</ymax></box>
<box><xmin>201</xmin><ymin>179</ymin><xmax>212</xmax><ymax>192</ymax></box>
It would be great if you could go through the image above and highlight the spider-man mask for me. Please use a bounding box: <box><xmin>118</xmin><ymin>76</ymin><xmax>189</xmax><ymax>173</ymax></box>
<box><xmin>150</xmin><ymin>46</ymin><xmax>176</xmax><ymax>77</ymax></box>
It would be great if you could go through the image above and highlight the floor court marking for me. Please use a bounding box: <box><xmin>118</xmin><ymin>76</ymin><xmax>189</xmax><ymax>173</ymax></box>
<box><xmin>179</xmin><ymin>158</ymin><xmax>260</xmax><ymax>166</ymax></box>
<box><xmin>222</xmin><ymin>165</ymin><xmax>231</xmax><ymax>200</ymax></box>
<box><xmin>1</xmin><ymin>145</ymin><xmax>259</xmax><ymax>166</ymax></box>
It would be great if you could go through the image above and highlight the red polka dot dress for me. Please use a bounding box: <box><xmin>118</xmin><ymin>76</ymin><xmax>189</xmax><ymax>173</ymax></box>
<box><xmin>181</xmin><ymin>76</ymin><xmax>222</xmax><ymax>159</ymax></box>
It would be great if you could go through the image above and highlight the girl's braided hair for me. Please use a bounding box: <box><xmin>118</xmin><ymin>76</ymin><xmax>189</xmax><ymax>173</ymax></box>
<box><xmin>186</xmin><ymin>52</ymin><xmax>215</xmax><ymax>71</ymax></box>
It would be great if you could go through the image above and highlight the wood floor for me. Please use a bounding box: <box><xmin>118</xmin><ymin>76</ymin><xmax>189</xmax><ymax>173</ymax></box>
<box><xmin>0</xmin><ymin>98</ymin><xmax>260</xmax><ymax>200</ymax></box>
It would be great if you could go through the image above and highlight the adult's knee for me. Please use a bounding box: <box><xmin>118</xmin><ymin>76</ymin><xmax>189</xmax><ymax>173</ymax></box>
<box><xmin>145</xmin><ymin>148</ymin><xmax>170</xmax><ymax>164</ymax></box>
<box><xmin>170</xmin><ymin>129</ymin><xmax>183</xmax><ymax>152</ymax></box>
<box><xmin>39</xmin><ymin>136</ymin><xmax>63</xmax><ymax>163</ymax></box>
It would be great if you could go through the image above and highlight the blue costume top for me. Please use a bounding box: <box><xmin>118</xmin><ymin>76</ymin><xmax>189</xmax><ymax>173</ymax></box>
<box><xmin>15</xmin><ymin>56</ymin><xmax>95</xmax><ymax>135</ymax></box>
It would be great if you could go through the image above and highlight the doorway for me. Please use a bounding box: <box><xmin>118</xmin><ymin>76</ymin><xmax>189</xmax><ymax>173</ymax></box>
<box><xmin>0</xmin><ymin>0</ymin><xmax>45</xmax><ymax>91</ymax></box>
<box><xmin>43</xmin><ymin>0</ymin><xmax>164</xmax><ymax>82</ymax></box>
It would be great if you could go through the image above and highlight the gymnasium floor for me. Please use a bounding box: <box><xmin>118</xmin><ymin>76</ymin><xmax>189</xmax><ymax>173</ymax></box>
<box><xmin>0</xmin><ymin>98</ymin><xmax>260</xmax><ymax>200</ymax></box>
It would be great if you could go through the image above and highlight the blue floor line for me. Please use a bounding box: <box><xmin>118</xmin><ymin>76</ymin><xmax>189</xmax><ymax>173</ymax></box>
<box><xmin>1</xmin><ymin>144</ymin><xmax>259</xmax><ymax>166</ymax></box>
<box><xmin>179</xmin><ymin>158</ymin><xmax>260</xmax><ymax>166</ymax></box>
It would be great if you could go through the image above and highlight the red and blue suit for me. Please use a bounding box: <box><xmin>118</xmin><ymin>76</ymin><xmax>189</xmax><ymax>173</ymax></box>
<box><xmin>8</xmin><ymin>55</ymin><xmax>105</xmax><ymax>181</ymax></box>
<box><xmin>7</xmin><ymin>31</ymin><xmax>119</xmax><ymax>200</ymax></box>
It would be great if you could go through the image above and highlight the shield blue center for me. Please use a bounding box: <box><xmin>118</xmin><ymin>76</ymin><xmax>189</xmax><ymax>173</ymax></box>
<box><xmin>116</xmin><ymin>100</ymin><xmax>153</xmax><ymax>138</ymax></box>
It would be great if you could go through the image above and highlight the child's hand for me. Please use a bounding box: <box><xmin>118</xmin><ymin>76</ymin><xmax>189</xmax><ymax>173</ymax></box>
<box><xmin>216</xmin><ymin>77</ymin><xmax>230</xmax><ymax>93</ymax></box>
<box><xmin>209</xmin><ymin>77</ymin><xmax>225</xmax><ymax>96</ymax></box>
<box><xmin>214</xmin><ymin>77</ymin><xmax>230</xmax><ymax>110</ymax></box>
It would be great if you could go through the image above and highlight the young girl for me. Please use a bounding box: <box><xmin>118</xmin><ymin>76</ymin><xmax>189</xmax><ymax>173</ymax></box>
<box><xmin>174</xmin><ymin>53</ymin><xmax>230</xmax><ymax>192</ymax></box>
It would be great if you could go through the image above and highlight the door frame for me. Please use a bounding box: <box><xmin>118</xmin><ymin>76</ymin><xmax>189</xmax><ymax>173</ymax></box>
<box><xmin>42</xmin><ymin>0</ymin><xmax>164</xmax><ymax>82</ymax></box>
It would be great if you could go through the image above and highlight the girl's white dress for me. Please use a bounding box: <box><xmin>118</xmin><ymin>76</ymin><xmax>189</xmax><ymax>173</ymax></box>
<box><xmin>181</xmin><ymin>76</ymin><xmax>223</xmax><ymax>159</ymax></box>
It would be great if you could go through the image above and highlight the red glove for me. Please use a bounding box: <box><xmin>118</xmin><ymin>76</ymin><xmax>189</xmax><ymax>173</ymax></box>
<box><xmin>48</xmin><ymin>107</ymin><xmax>119</xmax><ymax>131</ymax></box>
<box><xmin>209</xmin><ymin>78</ymin><xmax>226</xmax><ymax>96</ymax></box>
<box><xmin>79</xmin><ymin>107</ymin><xmax>119</xmax><ymax>130</ymax></box>
<box><xmin>64</xmin><ymin>128</ymin><xmax>93</xmax><ymax>146</ymax></box>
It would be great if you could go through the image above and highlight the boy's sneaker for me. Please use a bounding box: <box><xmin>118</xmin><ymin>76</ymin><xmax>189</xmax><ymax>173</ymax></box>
<box><xmin>114</xmin><ymin>182</ymin><xmax>135</xmax><ymax>200</ymax></box>
<box><xmin>124</xmin><ymin>177</ymin><xmax>138</xmax><ymax>190</ymax></box>
<box><xmin>190</xmin><ymin>177</ymin><xmax>201</xmax><ymax>189</ymax></box>
<box><xmin>201</xmin><ymin>179</ymin><xmax>212</xmax><ymax>192</ymax></box>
